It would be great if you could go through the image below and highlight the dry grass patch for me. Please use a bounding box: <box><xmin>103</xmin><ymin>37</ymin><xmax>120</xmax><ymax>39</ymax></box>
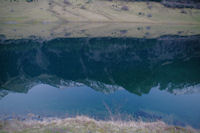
<box><xmin>0</xmin><ymin>116</ymin><xmax>198</xmax><ymax>133</ymax></box>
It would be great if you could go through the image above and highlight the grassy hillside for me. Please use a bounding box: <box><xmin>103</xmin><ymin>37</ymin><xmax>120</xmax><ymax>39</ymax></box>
<box><xmin>0</xmin><ymin>0</ymin><xmax>200</xmax><ymax>39</ymax></box>
<box><xmin>1</xmin><ymin>0</ymin><xmax>200</xmax><ymax>24</ymax></box>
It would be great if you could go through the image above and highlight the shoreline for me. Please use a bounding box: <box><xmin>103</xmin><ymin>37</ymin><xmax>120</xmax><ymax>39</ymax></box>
<box><xmin>1</xmin><ymin>23</ymin><xmax>200</xmax><ymax>40</ymax></box>
<box><xmin>2</xmin><ymin>21</ymin><xmax>200</xmax><ymax>25</ymax></box>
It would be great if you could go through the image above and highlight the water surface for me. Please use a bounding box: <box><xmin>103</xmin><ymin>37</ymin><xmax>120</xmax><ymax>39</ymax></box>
<box><xmin>0</xmin><ymin>36</ymin><xmax>200</xmax><ymax>128</ymax></box>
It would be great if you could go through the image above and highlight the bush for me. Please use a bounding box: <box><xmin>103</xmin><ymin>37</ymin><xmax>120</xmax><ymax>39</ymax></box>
<box><xmin>138</xmin><ymin>12</ymin><xmax>145</xmax><ymax>15</ymax></box>
<box><xmin>64</xmin><ymin>0</ymin><xmax>71</xmax><ymax>5</ymax></box>
<box><xmin>121</xmin><ymin>5</ymin><xmax>129</xmax><ymax>11</ymax></box>
<box><xmin>120</xmin><ymin>30</ymin><xmax>128</xmax><ymax>34</ymax></box>
<box><xmin>181</xmin><ymin>10</ymin><xmax>187</xmax><ymax>14</ymax></box>
<box><xmin>80</xmin><ymin>5</ymin><xmax>86</xmax><ymax>9</ymax></box>
<box><xmin>147</xmin><ymin>14</ymin><xmax>152</xmax><ymax>17</ymax></box>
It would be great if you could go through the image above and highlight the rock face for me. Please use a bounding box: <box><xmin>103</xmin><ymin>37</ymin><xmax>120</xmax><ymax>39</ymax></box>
<box><xmin>0</xmin><ymin>35</ymin><xmax>200</xmax><ymax>96</ymax></box>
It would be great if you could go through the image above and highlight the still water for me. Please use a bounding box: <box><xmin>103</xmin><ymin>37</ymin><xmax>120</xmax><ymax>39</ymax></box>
<box><xmin>0</xmin><ymin>36</ymin><xmax>200</xmax><ymax>128</ymax></box>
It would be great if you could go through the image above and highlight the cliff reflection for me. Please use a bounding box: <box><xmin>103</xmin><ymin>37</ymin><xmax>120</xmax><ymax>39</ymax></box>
<box><xmin>0</xmin><ymin>35</ymin><xmax>200</xmax><ymax>97</ymax></box>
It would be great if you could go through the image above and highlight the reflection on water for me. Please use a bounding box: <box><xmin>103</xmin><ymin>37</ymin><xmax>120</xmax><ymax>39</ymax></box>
<box><xmin>0</xmin><ymin>35</ymin><xmax>200</xmax><ymax>128</ymax></box>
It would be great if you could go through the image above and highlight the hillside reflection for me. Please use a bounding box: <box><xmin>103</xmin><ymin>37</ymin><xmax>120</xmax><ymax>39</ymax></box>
<box><xmin>0</xmin><ymin>35</ymin><xmax>200</xmax><ymax>97</ymax></box>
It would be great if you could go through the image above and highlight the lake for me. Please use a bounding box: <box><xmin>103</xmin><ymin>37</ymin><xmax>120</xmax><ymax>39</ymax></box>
<box><xmin>0</xmin><ymin>36</ymin><xmax>200</xmax><ymax>128</ymax></box>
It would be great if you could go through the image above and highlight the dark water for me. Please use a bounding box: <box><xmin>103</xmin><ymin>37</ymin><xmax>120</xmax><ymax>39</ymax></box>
<box><xmin>0</xmin><ymin>36</ymin><xmax>200</xmax><ymax>128</ymax></box>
